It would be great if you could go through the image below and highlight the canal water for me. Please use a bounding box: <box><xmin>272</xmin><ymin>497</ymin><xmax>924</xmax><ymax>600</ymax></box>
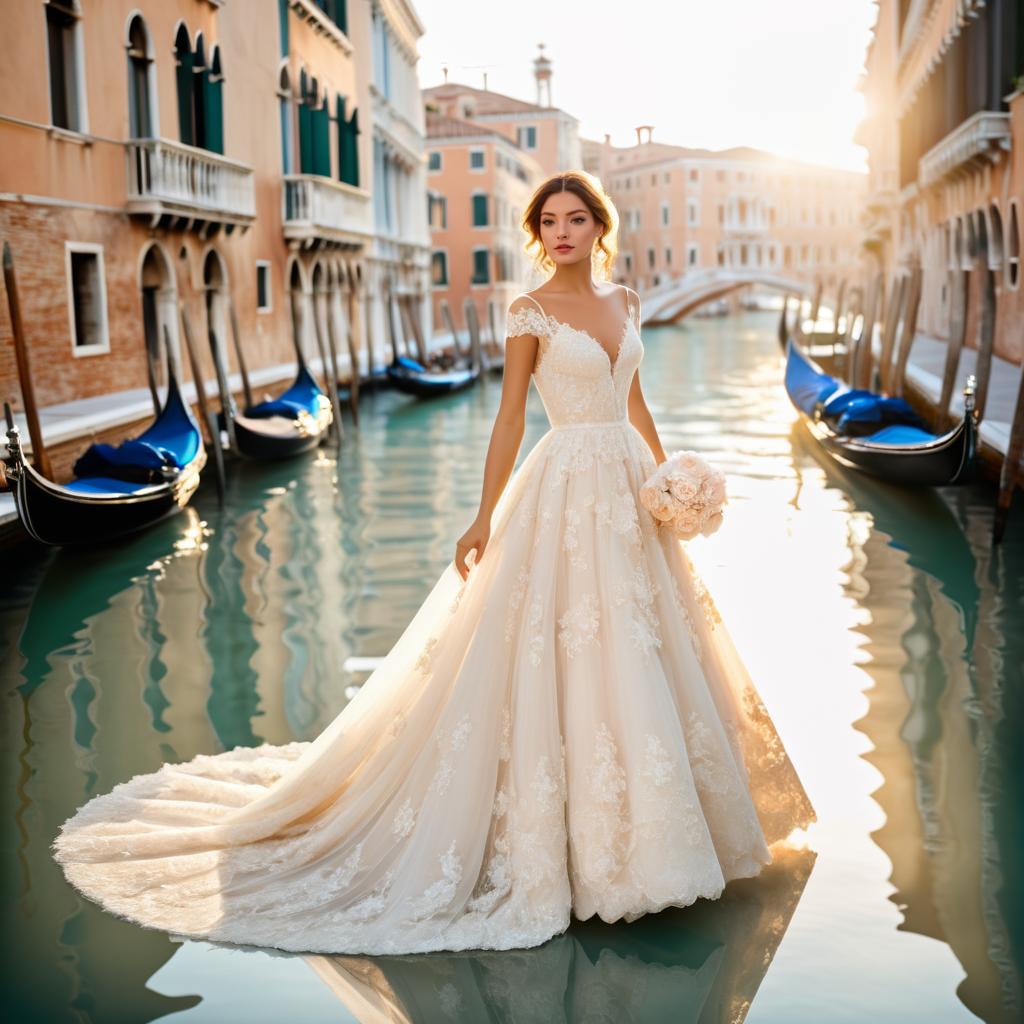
<box><xmin>2</xmin><ymin>312</ymin><xmax>1021</xmax><ymax>1023</ymax></box>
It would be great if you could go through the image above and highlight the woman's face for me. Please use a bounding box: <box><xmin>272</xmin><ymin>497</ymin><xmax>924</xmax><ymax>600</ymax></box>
<box><xmin>538</xmin><ymin>192</ymin><xmax>602</xmax><ymax>266</ymax></box>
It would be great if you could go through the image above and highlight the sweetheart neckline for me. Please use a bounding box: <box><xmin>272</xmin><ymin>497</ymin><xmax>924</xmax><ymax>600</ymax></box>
<box><xmin>539</xmin><ymin>311</ymin><xmax>633</xmax><ymax>374</ymax></box>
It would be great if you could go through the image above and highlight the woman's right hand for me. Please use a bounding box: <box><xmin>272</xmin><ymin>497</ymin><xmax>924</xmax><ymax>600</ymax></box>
<box><xmin>454</xmin><ymin>517</ymin><xmax>489</xmax><ymax>581</ymax></box>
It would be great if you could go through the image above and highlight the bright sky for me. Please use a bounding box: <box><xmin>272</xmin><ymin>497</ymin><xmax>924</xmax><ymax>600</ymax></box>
<box><xmin>414</xmin><ymin>0</ymin><xmax>875</xmax><ymax>172</ymax></box>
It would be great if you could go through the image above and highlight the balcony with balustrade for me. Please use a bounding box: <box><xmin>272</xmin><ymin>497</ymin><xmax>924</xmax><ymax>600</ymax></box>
<box><xmin>720</xmin><ymin>195</ymin><xmax>771</xmax><ymax>238</ymax></box>
<box><xmin>918</xmin><ymin>111</ymin><xmax>1011</xmax><ymax>190</ymax></box>
<box><xmin>282</xmin><ymin>175</ymin><xmax>373</xmax><ymax>250</ymax></box>
<box><xmin>125</xmin><ymin>138</ymin><xmax>256</xmax><ymax>233</ymax></box>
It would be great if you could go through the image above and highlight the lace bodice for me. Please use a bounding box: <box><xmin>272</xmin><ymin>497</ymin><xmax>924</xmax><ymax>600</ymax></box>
<box><xmin>504</xmin><ymin>290</ymin><xmax>643</xmax><ymax>428</ymax></box>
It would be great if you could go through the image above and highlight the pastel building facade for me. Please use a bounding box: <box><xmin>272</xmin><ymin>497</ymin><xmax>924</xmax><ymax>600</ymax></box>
<box><xmin>0</xmin><ymin>0</ymin><xmax>427</xmax><ymax>479</ymax></box>
<box><xmin>583</xmin><ymin>131</ymin><xmax>867</xmax><ymax>295</ymax></box>
<box><xmin>422</xmin><ymin>110</ymin><xmax>544</xmax><ymax>346</ymax></box>
<box><xmin>421</xmin><ymin>59</ymin><xmax>582</xmax><ymax>344</ymax></box>
<box><xmin>857</xmin><ymin>0</ymin><xmax>1023</xmax><ymax>363</ymax></box>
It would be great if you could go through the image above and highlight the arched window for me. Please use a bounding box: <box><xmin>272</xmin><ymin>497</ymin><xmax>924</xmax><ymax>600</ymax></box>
<box><xmin>139</xmin><ymin>243</ymin><xmax>178</xmax><ymax>390</ymax></box>
<box><xmin>202</xmin><ymin>248</ymin><xmax>229</xmax><ymax>367</ymax></box>
<box><xmin>1007</xmin><ymin>201</ymin><xmax>1020</xmax><ymax>291</ymax></box>
<box><xmin>192</xmin><ymin>33</ymin><xmax>208</xmax><ymax>150</ymax></box>
<box><xmin>173</xmin><ymin>23</ymin><xmax>195</xmax><ymax>145</ymax></box>
<box><xmin>988</xmin><ymin>204</ymin><xmax>1004</xmax><ymax>270</ymax></box>
<box><xmin>46</xmin><ymin>0</ymin><xmax>85</xmax><ymax>131</ymax></box>
<box><xmin>174</xmin><ymin>26</ymin><xmax>222</xmax><ymax>153</ymax></box>
<box><xmin>126</xmin><ymin>14</ymin><xmax>154</xmax><ymax>138</ymax></box>
<box><xmin>312</xmin><ymin>87</ymin><xmax>331</xmax><ymax>176</ymax></box>
<box><xmin>278</xmin><ymin>64</ymin><xmax>294</xmax><ymax>174</ymax></box>
<box><xmin>965</xmin><ymin>213</ymin><xmax>978</xmax><ymax>266</ymax></box>
<box><xmin>974</xmin><ymin>208</ymin><xmax>989</xmax><ymax>266</ymax></box>
<box><xmin>298</xmin><ymin>69</ymin><xmax>313</xmax><ymax>172</ymax></box>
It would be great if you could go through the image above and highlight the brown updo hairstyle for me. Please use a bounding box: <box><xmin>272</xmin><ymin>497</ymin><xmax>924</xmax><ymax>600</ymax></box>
<box><xmin>521</xmin><ymin>170</ymin><xmax>620</xmax><ymax>282</ymax></box>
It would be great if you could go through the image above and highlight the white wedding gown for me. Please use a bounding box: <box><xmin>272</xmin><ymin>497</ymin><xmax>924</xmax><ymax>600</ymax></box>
<box><xmin>53</xmin><ymin>289</ymin><xmax>815</xmax><ymax>956</ymax></box>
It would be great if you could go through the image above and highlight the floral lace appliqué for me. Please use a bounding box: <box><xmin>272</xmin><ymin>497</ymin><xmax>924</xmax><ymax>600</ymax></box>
<box><xmin>561</xmin><ymin>507</ymin><xmax>588</xmax><ymax>571</ymax></box>
<box><xmin>407</xmin><ymin>839</ymin><xmax>462</xmax><ymax>921</ymax></box>
<box><xmin>684</xmin><ymin>710</ymin><xmax>739</xmax><ymax>796</ymax></box>
<box><xmin>670</xmin><ymin>574</ymin><xmax>703</xmax><ymax>661</ymax></box>
<box><xmin>573</xmin><ymin>722</ymin><xmax>629</xmax><ymax>885</ymax></box>
<box><xmin>526</xmin><ymin>596</ymin><xmax>545</xmax><ymax>667</ymax></box>
<box><xmin>558</xmin><ymin>592</ymin><xmax>600</xmax><ymax>659</ymax></box>
<box><xmin>613</xmin><ymin>563</ymin><xmax>662</xmax><ymax>660</ymax></box>
<box><xmin>504</xmin><ymin>566</ymin><xmax>531</xmax><ymax>643</ymax></box>
<box><xmin>429</xmin><ymin>713</ymin><xmax>472</xmax><ymax>797</ymax></box>
<box><xmin>392</xmin><ymin>796</ymin><xmax>416</xmax><ymax>839</ymax></box>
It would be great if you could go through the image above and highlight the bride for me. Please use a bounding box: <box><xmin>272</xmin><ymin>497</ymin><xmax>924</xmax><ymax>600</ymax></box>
<box><xmin>53</xmin><ymin>170</ymin><xmax>815</xmax><ymax>957</ymax></box>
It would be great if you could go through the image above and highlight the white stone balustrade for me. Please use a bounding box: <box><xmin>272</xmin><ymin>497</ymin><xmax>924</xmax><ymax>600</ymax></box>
<box><xmin>282</xmin><ymin>174</ymin><xmax>373</xmax><ymax>246</ymax></box>
<box><xmin>919</xmin><ymin>111</ymin><xmax>1011</xmax><ymax>189</ymax></box>
<box><xmin>126</xmin><ymin>138</ymin><xmax>256</xmax><ymax>227</ymax></box>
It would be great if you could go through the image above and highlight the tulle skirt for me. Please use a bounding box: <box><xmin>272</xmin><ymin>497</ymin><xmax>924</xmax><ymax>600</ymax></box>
<box><xmin>53</xmin><ymin>420</ymin><xmax>815</xmax><ymax>956</ymax></box>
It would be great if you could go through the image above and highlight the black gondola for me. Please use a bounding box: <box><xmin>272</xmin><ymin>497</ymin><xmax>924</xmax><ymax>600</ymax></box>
<box><xmin>385</xmin><ymin>354</ymin><xmax>481</xmax><ymax>398</ymax></box>
<box><xmin>218</xmin><ymin>361</ymin><xmax>333</xmax><ymax>460</ymax></box>
<box><xmin>778</xmin><ymin>312</ymin><xmax>978</xmax><ymax>486</ymax></box>
<box><xmin>3</xmin><ymin>361</ymin><xmax>206</xmax><ymax>547</ymax></box>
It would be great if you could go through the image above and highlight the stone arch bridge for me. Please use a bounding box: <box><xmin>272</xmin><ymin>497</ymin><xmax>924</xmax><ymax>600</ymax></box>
<box><xmin>641</xmin><ymin>270</ymin><xmax>813</xmax><ymax>324</ymax></box>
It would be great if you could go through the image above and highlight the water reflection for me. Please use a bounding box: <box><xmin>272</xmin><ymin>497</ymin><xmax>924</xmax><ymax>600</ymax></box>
<box><xmin>4</xmin><ymin>513</ymin><xmax>210</xmax><ymax>1022</ymax></box>
<box><xmin>789</xmin><ymin>423</ymin><xmax>1023</xmax><ymax>1023</ymax></box>
<box><xmin>2</xmin><ymin>313</ymin><xmax>1022</xmax><ymax>1022</ymax></box>
<box><xmin>306</xmin><ymin>846</ymin><xmax>814</xmax><ymax>1023</ymax></box>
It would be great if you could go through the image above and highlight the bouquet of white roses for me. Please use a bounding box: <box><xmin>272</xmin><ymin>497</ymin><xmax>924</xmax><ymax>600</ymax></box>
<box><xmin>639</xmin><ymin>450</ymin><xmax>727</xmax><ymax>540</ymax></box>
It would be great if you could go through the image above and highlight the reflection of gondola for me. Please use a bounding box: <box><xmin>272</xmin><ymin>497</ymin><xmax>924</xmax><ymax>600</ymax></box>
<box><xmin>779</xmin><ymin>309</ymin><xmax>978</xmax><ymax>486</ymax></box>
<box><xmin>5</xmin><ymin>517</ymin><xmax>205</xmax><ymax>1023</ymax></box>
<box><xmin>3</xmin><ymin>358</ymin><xmax>206</xmax><ymax>547</ymax></box>
<box><xmin>385</xmin><ymin>354</ymin><xmax>481</xmax><ymax>397</ymax></box>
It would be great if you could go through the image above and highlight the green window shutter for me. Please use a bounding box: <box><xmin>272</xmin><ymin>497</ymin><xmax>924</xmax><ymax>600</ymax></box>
<box><xmin>342</xmin><ymin>94</ymin><xmax>350</xmax><ymax>182</ymax></box>
<box><xmin>338</xmin><ymin>103</ymin><xmax>359</xmax><ymax>187</ymax></box>
<box><xmin>278</xmin><ymin>0</ymin><xmax>289</xmax><ymax>57</ymax></box>
<box><xmin>472</xmin><ymin>250</ymin><xmax>489</xmax><ymax>283</ymax></box>
<box><xmin>280</xmin><ymin>97</ymin><xmax>292</xmax><ymax>173</ymax></box>
<box><xmin>176</xmin><ymin>51</ymin><xmax>194</xmax><ymax>146</ymax></box>
<box><xmin>432</xmin><ymin>251</ymin><xmax>447</xmax><ymax>286</ymax></box>
<box><xmin>312</xmin><ymin>102</ymin><xmax>330</xmax><ymax>176</ymax></box>
<box><xmin>313</xmin><ymin>0</ymin><xmax>347</xmax><ymax>34</ymax></box>
<box><xmin>472</xmin><ymin>194</ymin><xmax>487</xmax><ymax>226</ymax></box>
<box><xmin>347</xmin><ymin>108</ymin><xmax>360</xmax><ymax>186</ymax></box>
<box><xmin>298</xmin><ymin>99</ymin><xmax>313</xmax><ymax>173</ymax></box>
<box><xmin>336</xmin><ymin>95</ymin><xmax>357</xmax><ymax>186</ymax></box>
<box><xmin>204</xmin><ymin>73</ymin><xmax>223</xmax><ymax>154</ymax></box>
<box><xmin>193</xmin><ymin>65</ymin><xmax>207</xmax><ymax>150</ymax></box>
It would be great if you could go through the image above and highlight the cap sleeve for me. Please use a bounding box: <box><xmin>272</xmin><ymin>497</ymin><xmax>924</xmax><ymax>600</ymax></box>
<box><xmin>504</xmin><ymin>296</ymin><xmax>550</xmax><ymax>340</ymax></box>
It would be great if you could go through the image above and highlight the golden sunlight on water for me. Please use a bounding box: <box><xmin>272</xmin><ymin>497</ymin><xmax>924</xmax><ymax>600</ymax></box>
<box><xmin>2</xmin><ymin>312</ymin><xmax>1020</xmax><ymax>1022</ymax></box>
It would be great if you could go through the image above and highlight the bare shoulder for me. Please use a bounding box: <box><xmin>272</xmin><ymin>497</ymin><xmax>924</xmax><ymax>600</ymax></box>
<box><xmin>508</xmin><ymin>293</ymin><xmax>545</xmax><ymax>315</ymax></box>
<box><xmin>619</xmin><ymin>283</ymin><xmax>640</xmax><ymax>307</ymax></box>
